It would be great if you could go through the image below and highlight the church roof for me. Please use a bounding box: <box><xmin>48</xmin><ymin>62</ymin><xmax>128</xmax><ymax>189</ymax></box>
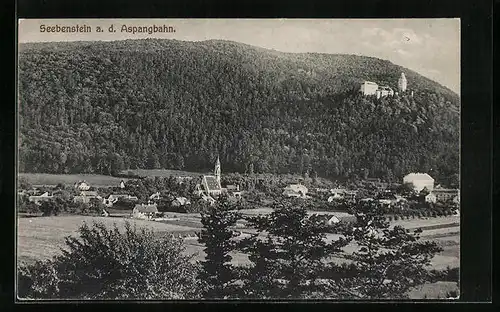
<box><xmin>203</xmin><ymin>175</ymin><xmax>221</xmax><ymax>192</ymax></box>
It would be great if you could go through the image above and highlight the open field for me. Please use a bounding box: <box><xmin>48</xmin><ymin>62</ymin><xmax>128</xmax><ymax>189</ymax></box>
<box><xmin>18</xmin><ymin>214</ymin><xmax>460</xmax><ymax>272</ymax></box>
<box><xmin>17</xmin><ymin>213</ymin><xmax>460</xmax><ymax>299</ymax></box>
<box><xmin>19</xmin><ymin>173</ymin><xmax>129</xmax><ymax>187</ymax></box>
<box><xmin>391</xmin><ymin>216</ymin><xmax>460</xmax><ymax>229</ymax></box>
<box><xmin>407</xmin><ymin>281</ymin><xmax>459</xmax><ymax>299</ymax></box>
<box><xmin>17</xmin><ymin>216</ymin><xmax>199</xmax><ymax>265</ymax></box>
<box><xmin>120</xmin><ymin>169</ymin><xmax>205</xmax><ymax>178</ymax></box>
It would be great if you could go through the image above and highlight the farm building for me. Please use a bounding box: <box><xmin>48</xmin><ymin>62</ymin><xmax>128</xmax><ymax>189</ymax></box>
<box><xmin>74</xmin><ymin>181</ymin><xmax>91</xmax><ymax>191</ymax></box>
<box><xmin>283</xmin><ymin>184</ymin><xmax>309</xmax><ymax>198</ymax></box>
<box><xmin>429</xmin><ymin>188</ymin><xmax>459</xmax><ymax>203</ymax></box>
<box><xmin>80</xmin><ymin>190</ymin><xmax>99</xmax><ymax>197</ymax></box>
<box><xmin>149</xmin><ymin>192</ymin><xmax>161</xmax><ymax>200</ymax></box>
<box><xmin>403</xmin><ymin>173</ymin><xmax>434</xmax><ymax>192</ymax></box>
<box><xmin>104</xmin><ymin>194</ymin><xmax>137</xmax><ymax>205</ymax></box>
<box><xmin>327</xmin><ymin>215</ymin><xmax>340</xmax><ymax>225</ymax></box>
<box><xmin>224</xmin><ymin>184</ymin><xmax>243</xmax><ymax>198</ymax></box>
<box><xmin>28</xmin><ymin>192</ymin><xmax>53</xmax><ymax>205</ymax></box>
<box><xmin>425</xmin><ymin>193</ymin><xmax>437</xmax><ymax>203</ymax></box>
<box><xmin>172</xmin><ymin>197</ymin><xmax>191</xmax><ymax>207</ymax></box>
<box><xmin>314</xmin><ymin>213</ymin><xmax>357</xmax><ymax>225</ymax></box>
<box><xmin>132</xmin><ymin>203</ymin><xmax>158</xmax><ymax>219</ymax></box>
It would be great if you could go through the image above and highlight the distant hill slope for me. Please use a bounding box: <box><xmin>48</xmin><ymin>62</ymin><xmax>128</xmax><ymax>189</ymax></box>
<box><xmin>18</xmin><ymin>39</ymin><xmax>460</xmax><ymax>183</ymax></box>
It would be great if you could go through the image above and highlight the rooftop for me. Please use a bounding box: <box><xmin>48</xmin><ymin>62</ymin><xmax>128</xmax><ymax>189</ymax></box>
<box><xmin>203</xmin><ymin>175</ymin><xmax>221</xmax><ymax>191</ymax></box>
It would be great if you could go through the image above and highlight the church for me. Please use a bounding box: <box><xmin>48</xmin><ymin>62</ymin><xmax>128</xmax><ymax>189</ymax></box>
<box><xmin>201</xmin><ymin>156</ymin><xmax>223</xmax><ymax>196</ymax></box>
<box><xmin>194</xmin><ymin>156</ymin><xmax>242</xmax><ymax>201</ymax></box>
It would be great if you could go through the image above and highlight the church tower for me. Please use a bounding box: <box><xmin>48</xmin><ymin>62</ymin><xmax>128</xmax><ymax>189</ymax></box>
<box><xmin>215</xmin><ymin>156</ymin><xmax>221</xmax><ymax>188</ymax></box>
<box><xmin>398</xmin><ymin>72</ymin><xmax>407</xmax><ymax>92</ymax></box>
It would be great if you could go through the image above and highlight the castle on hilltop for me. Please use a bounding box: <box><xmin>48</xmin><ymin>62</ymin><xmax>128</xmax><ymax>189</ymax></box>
<box><xmin>360</xmin><ymin>72</ymin><xmax>411</xmax><ymax>99</ymax></box>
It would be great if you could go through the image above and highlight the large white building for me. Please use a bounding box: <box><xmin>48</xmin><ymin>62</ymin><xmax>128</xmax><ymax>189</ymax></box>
<box><xmin>403</xmin><ymin>173</ymin><xmax>435</xmax><ymax>192</ymax></box>
<box><xmin>360</xmin><ymin>81</ymin><xmax>379</xmax><ymax>96</ymax></box>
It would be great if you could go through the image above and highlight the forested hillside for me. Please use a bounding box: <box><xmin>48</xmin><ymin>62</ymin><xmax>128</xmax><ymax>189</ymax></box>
<box><xmin>18</xmin><ymin>39</ymin><xmax>460</xmax><ymax>183</ymax></box>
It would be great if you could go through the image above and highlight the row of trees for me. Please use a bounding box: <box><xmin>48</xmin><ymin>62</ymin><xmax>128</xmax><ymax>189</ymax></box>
<box><xmin>18</xmin><ymin>199</ymin><xmax>452</xmax><ymax>299</ymax></box>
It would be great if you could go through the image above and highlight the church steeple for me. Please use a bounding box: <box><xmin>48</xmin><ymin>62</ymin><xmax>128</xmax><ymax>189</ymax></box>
<box><xmin>215</xmin><ymin>156</ymin><xmax>221</xmax><ymax>187</ymax></box>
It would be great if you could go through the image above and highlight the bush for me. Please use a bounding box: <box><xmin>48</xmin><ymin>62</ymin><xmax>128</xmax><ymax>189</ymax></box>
<box><xmin>18</xmin><ymin>222</ymin><xmax>201</xmax><ymax>299</ymax></box>
<box><xmin>394</xmin><ymin>215</ymin><xmax>399</xmax><ymax>221</ymax></box>
<box><xmin>18</xmin><ymin>196</ymin><xmax>40</xmax><ymax>214</ymax></box>
<box><xmin>39</xmin><ymin>200</ymin><xmax>63</xmax><ymax>216</ymax></box>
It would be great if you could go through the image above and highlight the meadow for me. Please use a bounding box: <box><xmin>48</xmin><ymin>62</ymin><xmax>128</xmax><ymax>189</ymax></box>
<box><xmin>19</xmin><ymin>173</ymin><xmax>129</xmax><ymax>187</ymax></box>
<box><xmin>119</xmin><ymin>169</ymin><xmax>204</xmax><ymax>178</ymax></box>
<box><xmin>17</xmin><ymin>213</ymin><xmax>460</xmax><ymax>298</ymax></box>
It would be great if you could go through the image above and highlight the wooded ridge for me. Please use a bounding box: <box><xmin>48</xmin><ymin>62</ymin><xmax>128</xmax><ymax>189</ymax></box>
<box><xmin>18</xmin><ymin>39</ymin><xmax>459</xmax><ymax>183</ymax></box>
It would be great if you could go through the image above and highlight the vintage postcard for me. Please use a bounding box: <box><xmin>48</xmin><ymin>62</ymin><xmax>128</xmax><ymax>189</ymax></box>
<box><xmin>16</xmin><ymin>18</ymin><xmax>460</xmax><ymax>300</ymax></box>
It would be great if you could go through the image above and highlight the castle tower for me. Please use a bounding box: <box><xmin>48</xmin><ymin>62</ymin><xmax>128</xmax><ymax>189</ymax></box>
<box><xmin>398</xmin><ymin>72</ymin><xmax>407</xmax><ymax>92</ymax></box>
<box><xmin>215</xmin><ymin>156</ymin><xmax>221</xmax><ymax>187</ymax></box>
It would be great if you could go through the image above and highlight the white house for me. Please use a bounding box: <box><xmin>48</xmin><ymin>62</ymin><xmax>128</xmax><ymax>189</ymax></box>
<box><xmin>425</xmin><ymin>193</ymin><xmax>437</xmax><ymax>203</ymax></box>
<box><xmin>327</xmin><ymin>215</ymin><xmax>341</xmax><ymax>225</ymax></box>
<box><xmin>132</xmin><ymin>203</ymin><xmax>158</xmax><ymax>219</ymax></box>
<box><xmin>75</xmin><ymin>181</ymin><xmax>90</xmax><ymax>191</ymax></box>
<box><xmin>283</xmin><ymin>184</ymin><xmax>309</xmax><ymax>198</ymax></box>
<box><xmin>149</xmin><ymin>192</ymin><xmax>161</xmax><ymax>200</ymax></box>
<box><xmin>360</xmin><ymin>81</ymin><xmax>379</xmax><ymax>96</ymax></box>
<box><xmin>403</xmin><ymin>173</ymin><xmax>435</xmax><ymax>192</ymax></box>
<box><xmin>172</xmin><ymin>197</ymin><xmax>191</xmax><ymax>207</ymax></box>
<box><xmin>28</xmin><ymin>192</ymin><xmax>53</xmax><ymax>205</ymax></box>
<box><xmin>119</xmin><ymin>180</ymin><xmax>126</xmax><ymax>189</ymax></box>
<box><xmin>376</xmin><ymin>86</ymin><xmax>394</xmax><ymax>98</ymax></box>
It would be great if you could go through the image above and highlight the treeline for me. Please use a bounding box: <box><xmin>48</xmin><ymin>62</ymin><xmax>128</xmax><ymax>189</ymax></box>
<box><xmin>18</xmin><ymin>39</ymin><xmax>459</xmax><ymax>183</ymax></box>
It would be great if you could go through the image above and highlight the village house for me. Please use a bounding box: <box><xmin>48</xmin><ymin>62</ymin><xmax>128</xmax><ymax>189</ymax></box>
<box><xmin>74</xmin><ymin>181</ymin><xmax>91</xmax><ymax>191</ymax></box>
<box><xmin>426</xmin><ymin>188</ymin><xmax>460</xmax><ymax>203</ymax></box>
<box><xmin>119</xmin><ymin>180</ymin><xmax>126</xmax><ymax>189</ymax></box>
<box><xmin>403</xmin><ymin>173</ymin><xmax>434</xmax><ymax>192</ymax></box>
<box><xmin>377</xmin><ymin>194</ymin><xmax>406</xmax><ymax>206</ymax></box>
<box><xmin>224</xmin><ymin>184</ymin><xmax>243</xmax><ymax>198</ymax></box>
<box><xmin>103</xmin><ymin>194</ymin><xmax>137</xmax><ymax>207</ymax></box>
<box><xmin>328</xmin><ymin>188</ymin><xmax>357</xmax><ymax>201</ymax></box>
<box><xmin>171</xmin><ymin>197</ymin><xmax>191</xmax><ymax>207</ymax></box>
<box><xmin>283</xmin><ymin>184</ymin><xmax>309</xmax><ymax>198</ymax></box>
<box><xmin>314</xmin><ymin>213</ymin><xmax>357</xmax><ymax>226</ymax></box>
<box><xmin>149</xmin><ymin>192</ymin><xmax>161</xmax><ymax>200</ymax></box>
<box><xmin>132</xmin><ymin>203</ymin><xmax>158</xmax><ymax>219</ymax></box>
<box><xmin>28</xmin><ymin>192</ymin><xmax>53</xmax><ymax>205</ymax></box>
<box><xmin>74</xmin><ymin>190</ymin><xmax>101</xmax><ymax>204</ymax></box>
<box><xmin>176</xmin><ymin>176</ymin><xmax>194</xmax><ymax>184</ymax></box>
<box><xmin>425</xmin><ymin>192</ymin><xmax>437</xmax><ymax>203</ymax></box>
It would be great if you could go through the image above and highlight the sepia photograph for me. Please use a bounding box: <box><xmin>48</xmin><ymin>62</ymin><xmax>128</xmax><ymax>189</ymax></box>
<box><xmin>16</xmin><ymin>18</ymin><xmax>460</xmax><ymax>300</ymax></box>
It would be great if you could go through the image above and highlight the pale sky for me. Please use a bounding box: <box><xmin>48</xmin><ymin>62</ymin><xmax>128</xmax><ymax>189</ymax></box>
<box><xmin>18</xmin><ymin>18</ymin><xmax>460</xmax><ymax>94</ymax></box>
